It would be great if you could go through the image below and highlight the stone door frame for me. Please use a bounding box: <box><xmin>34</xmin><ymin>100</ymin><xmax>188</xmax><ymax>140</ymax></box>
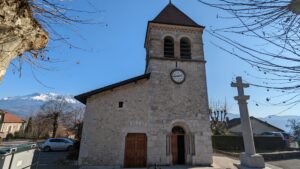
<box><xmin>168</xmin><ymin>120</ymin><xmax>195</xmax><ymax>165</ymax></box>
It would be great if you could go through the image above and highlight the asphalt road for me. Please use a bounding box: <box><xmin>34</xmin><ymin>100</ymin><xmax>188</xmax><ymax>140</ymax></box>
<box><xmin>32</xmin><ymin>151</ymin><xmax>79</xmax><ymax>169</ymax></box>
<box><xmin>269</xmin><ymin>158</ymin><xmax>300</xmax><ymax>169</ymax></box>
<box><xmin>30</xmin><ymin>150</ymin><xmax>300</xmax><ymax>169</ymax></box>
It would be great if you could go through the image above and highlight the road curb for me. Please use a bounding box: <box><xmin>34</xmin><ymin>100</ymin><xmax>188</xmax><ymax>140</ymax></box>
<box><xmin>215</xmin><ymin>150</ymin><xmax>300</xmax><ymax>161</ymax></box>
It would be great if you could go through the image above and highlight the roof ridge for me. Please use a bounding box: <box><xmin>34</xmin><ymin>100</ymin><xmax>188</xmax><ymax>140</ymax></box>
<box><xmin>152</xmin><ymin>3</ymin><xmax>203</xmax><ymax>28</ymax></box>
<box><xmin>167</xmin><ymin>3</ymin><xmax>199</xmax><ymax>25</ymax></box>
<box><xmin>2</xmin><ymin>111</ymin><xmax>25</xmax><ymax>123</ymax></box>
<box><xmin>75</xmin><ymin>73</ymin><xmax>151</xmax><ymax>104</ymax></box>
<box><xmin>227</xmin><ymin>116</ymin><xmax>284</xmax><ymax>132</ymax></box>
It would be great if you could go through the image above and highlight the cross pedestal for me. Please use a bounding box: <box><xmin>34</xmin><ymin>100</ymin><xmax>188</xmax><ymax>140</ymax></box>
<box><xmin>231</xmin><ymin>76</ymin><xmax>265</xmax><ymax>169</ymax></box>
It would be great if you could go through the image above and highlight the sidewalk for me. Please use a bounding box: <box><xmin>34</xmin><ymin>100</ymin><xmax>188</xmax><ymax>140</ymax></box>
<box><xmin>80</xmin><ymin>154</ymin><xmax>282</xmax><ymax>169</ymax></box>
<box><xmin>212</xmin><ymin>154</ymin><xmax>238</xmax><ymax>169</ymax></box>
<box><xmin>213</xmin><ymin>153</ymin><xmax>282</xmax><ymax>169</ymax></box>
<box><xmin>80</xmin><ymin>155</ymin><xmax>238</xmax><ymax>169</ymax></box>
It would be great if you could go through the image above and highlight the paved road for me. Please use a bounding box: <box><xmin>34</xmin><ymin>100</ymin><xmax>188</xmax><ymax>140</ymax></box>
<box><xmin>32</xmin><ymin>151</ymin><xmax>79</xmax><ymax>169</ymax></box>
<box><xmin>268</xmin><ymin>158</ymin><xmax>300</xmax><ymax>169</ymax></box>
<box><xmin>30</xmin><ymin>151</ymin><xmax>300</xmax><ymax>169</ymax></box>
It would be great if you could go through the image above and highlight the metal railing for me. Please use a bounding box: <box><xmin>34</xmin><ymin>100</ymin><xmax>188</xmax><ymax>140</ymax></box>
<box><xmin>0</xmin><ymin>143</ymin><xmax>38</xmax><ymax>169</ymax></box>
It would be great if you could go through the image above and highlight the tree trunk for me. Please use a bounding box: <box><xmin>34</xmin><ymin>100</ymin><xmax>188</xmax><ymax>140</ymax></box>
<box><xmin>0</xmin><ymin>0</ymin><xmax>48</xmax><ymax>81</ymax></box>
<box><xmin>52</xmin><ymin>113</ymin><xmax>59</xmax><ymax>138</ymax></box>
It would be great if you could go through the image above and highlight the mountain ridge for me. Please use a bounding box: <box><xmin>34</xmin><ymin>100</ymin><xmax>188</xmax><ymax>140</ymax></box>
<box><xmin>0</xmin><ymin>93</ymin><xmax>84</xmax><ymax>118</ymax></box>
<box><xmin>0</xmin><ymin>93</ymin><xmax>298</xmax><ymax>132</ymax></box>
<box><xmin>226</xmin><ymin>113</ymin><xmax>299</xmax><ymax>132</ymax></box>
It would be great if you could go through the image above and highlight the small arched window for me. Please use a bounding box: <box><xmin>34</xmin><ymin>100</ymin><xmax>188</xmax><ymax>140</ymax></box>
<box><xmin>180</xmin><ymin>38</ymin><xmax>191</xmax><ymax>59</ymax></box>
<box><xmin>164</xmin><ymin>36</ymin><xmax>174</xmax><ymax>58</ymax></box>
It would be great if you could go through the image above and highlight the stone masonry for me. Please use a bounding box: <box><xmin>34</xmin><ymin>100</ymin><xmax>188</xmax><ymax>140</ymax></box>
<box><xmin>76</xmin><ymin>3</ymin><xmax>213</xmax><ymax>167</ymax></box>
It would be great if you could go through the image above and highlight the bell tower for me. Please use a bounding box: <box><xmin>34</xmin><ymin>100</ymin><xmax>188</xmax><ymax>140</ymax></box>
<box><xmin>144</xmin><ymin>2</ymin><xmax>213</xmax><ymax>165</ymax></box>
<box><xmin>144</xmin><ymin>2</ymin><xmax>206</xmax><ymax>74</ymax></box>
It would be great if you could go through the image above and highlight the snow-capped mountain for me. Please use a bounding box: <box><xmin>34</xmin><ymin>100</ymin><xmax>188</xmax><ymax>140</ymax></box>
<box><xmin>261</xmin><ymin>115</ymin><xmax>300</xmax><ymax>132</ymax></box>
<box><xmin>0</xmin><ymin>93</ymin><xmax>298</xmax><ymax>132</ymax></box>
<box><xmin>0</xmin><ymin>93</ymin><xmax>84</xmax><ymax>118</ymax></box>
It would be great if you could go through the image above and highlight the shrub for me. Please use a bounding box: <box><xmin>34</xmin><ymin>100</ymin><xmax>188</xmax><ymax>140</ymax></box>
<box><xmin>6</xmin><ymin>133</ymin><xmax>14</xmax><ymax>140</ymax></box>
<box><xmin>13</xmin><ymin>131</ymin><xmax>24</xmax><ymax>139</ymax></box>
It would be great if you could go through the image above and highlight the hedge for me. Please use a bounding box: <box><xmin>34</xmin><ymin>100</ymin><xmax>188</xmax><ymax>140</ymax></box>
<box><xmin>212</xmin><ymin>135</ymin><xmax>287</xmax><ymax>152</ymax></box>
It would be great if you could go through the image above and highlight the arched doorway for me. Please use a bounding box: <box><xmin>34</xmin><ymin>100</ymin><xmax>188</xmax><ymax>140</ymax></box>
<box><xmin>171</xmin><ymin>126</ymin><xmax>185</xmax><ymax>164</ymax></box>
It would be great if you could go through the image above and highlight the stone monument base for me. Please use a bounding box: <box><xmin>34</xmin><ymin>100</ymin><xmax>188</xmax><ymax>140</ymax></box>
<box><xmin>239</xmin><ymin>152</ymin><xmax>265</xmax><ymax>169</ymax></box>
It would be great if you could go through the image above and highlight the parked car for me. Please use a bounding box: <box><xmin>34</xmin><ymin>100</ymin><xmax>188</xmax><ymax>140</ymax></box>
<box><xmin>66</xmin><ymin>138</ymin><xmax>78</xmax><ymax>144</ymax></box>
<box><xmin>281</xmin><ymin>132</ymin><xmax>291</xmax><ymax>140</ymax></box>
<box><xmin>41</xmin><ymin>138</ymin><xmax>74</xmax><ymax>152</ymax></box>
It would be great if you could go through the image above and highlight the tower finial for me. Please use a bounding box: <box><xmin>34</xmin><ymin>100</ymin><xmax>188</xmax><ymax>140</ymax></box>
<box><xmin>169</xmin><ymin>0</ymin><xmax>172</xmax><ymax>4</ymax></box>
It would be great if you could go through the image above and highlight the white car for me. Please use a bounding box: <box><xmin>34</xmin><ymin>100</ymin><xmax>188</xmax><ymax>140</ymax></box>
<box><xmin>41</xmin><ymin>138</ymin><xmax>74</xmax><ymax>151</ymax></box>
<box><xmin>260</xmin><ymin>131</ymin><xmax>290</xmax><ymax>140</ymax></box>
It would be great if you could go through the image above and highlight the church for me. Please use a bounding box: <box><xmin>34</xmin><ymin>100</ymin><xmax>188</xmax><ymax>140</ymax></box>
<box><xmin>75</xmin><ymin>2</ymin><xmax>213</xmax><ymax>167</ymax></box>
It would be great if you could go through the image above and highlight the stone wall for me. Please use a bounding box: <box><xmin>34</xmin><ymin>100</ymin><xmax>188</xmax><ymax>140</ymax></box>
<box><xmin>146</xmin><ymin>23</ymin><xmax>204</xmax><ymax>61</ymax></box>
<box><xmin>79</xmin><ymin>79</ymin><xmax>150</xmax><ymax>166</ymax></box>
<box><xmin>145</xmin><ymin>23</ymin><xmax>212</xmax><ymax>165</ymax></box>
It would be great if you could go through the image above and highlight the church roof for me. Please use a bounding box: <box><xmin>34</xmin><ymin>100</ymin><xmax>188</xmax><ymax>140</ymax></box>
<box><xmin>150</xmin><ymin>2</ymin><xmax>204</xmax><ymax>28</ymax></box>
<box><xmin>75</xmin><ymin>73</ymin><xmax>151</xmax><ymax>104</ymax></box>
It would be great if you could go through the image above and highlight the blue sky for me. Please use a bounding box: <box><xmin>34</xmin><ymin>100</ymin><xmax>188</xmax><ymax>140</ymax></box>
<box><xmin>0</xmin><ymin>0</ymin><xmax>298</xmax><ymax>117</ymax></box>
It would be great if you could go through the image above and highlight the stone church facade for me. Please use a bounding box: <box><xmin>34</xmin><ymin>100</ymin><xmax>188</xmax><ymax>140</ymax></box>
<box><xmin>75</xmin><ymin>3</ymin><xmax>213</xmax><ymax>167</ymax></box>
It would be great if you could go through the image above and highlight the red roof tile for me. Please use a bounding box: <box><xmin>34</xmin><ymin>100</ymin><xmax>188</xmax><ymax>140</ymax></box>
<box><xmin>0</xmin><ymin>111</ymin><xmax>25</xmax><ymax>123</ymax></box>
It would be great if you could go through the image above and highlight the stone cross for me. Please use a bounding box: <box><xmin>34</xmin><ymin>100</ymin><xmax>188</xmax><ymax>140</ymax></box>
<box><xmin>231</xmin><ymin>76</ymin><xmax>265</xmax><ymax>169</ymax></box>
<box><xmin>231</xmin><ymin>76</ymin><xmax>256</xmax><ymax>155</ymax></box>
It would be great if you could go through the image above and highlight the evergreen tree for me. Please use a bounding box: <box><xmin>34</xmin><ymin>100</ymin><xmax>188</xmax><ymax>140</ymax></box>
<box><xmin>24</xmin><ymin>117</ymin><xmax>33</xmax><ymax>138</ymax></box>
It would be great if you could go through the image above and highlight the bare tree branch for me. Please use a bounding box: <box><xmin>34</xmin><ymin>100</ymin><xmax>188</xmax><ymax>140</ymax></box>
<box><xmin>199</xmin><ymin>0</ymin><xmax>300</xmax><ymax>108</ymax></box>
<box><xmin>0</xmin><ymin>0</ymin><xmax>101</xmax><ymax>82</ymax></box>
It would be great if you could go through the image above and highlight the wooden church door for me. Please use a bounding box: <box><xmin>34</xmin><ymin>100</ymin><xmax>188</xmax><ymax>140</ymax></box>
<box><xmin>171</xmin><ymin>135</ymin><xmax>178</xmax><ymax>164</ymax></box>
<box><xmin>171</xmin><ymin>126</ymin><xmax>186</xmax><ymax>165</ymax></box>
<box><xmin>124</xmin><ymin>133</ymin><xmax>147</xmax><ymax>168</ymax></box>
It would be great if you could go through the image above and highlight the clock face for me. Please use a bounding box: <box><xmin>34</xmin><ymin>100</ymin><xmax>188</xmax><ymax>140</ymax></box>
<box><xmin>170</xmin><ymin>69</ymin><xmax>185</xmax><ymax>84</ymax></box>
